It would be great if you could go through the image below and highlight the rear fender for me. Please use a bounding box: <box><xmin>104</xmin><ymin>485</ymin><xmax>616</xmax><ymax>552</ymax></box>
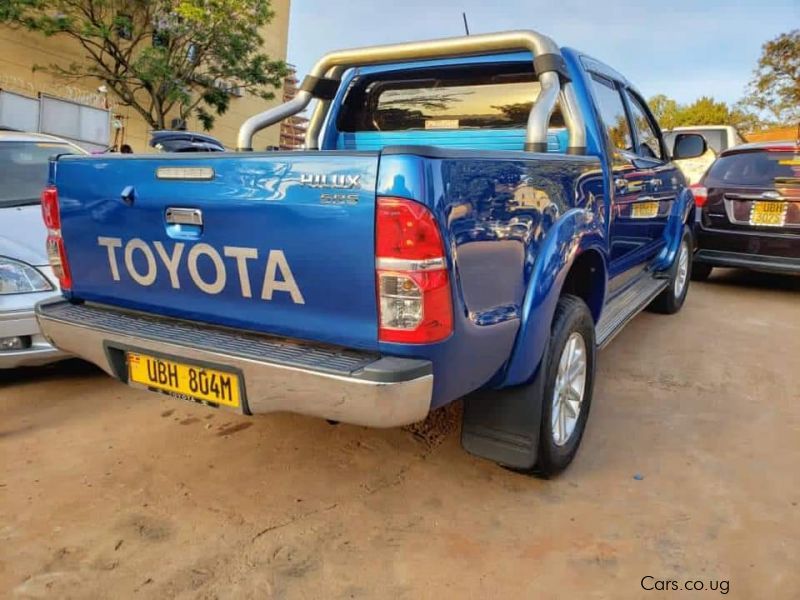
<box><xmin>501</xmin><ymin>208</ymin><xmax>606</xmax><ymax>387</ymax></box>
<box><xmin>653</xmin><ymin>186</ymin><xmax>693</xmax><ymax>271</ymax></box>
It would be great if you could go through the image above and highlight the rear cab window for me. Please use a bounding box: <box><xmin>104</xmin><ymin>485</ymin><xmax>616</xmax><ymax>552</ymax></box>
<box><xmin>337</xmin><ymin>63</ymin><xmax>564</xmax><ymax>132</ymax></box>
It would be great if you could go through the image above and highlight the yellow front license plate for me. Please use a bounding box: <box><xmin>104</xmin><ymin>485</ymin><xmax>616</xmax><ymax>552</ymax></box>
<box><xmin>127</xmin><ymin>352</ymin><xmax>241</xmax><ymax>409</ymax></box>
<box><xmin>631</xmin><ymin>201</ymin><xmax>659</xmax><ymax>219</ymax></box>
<box><xmin>750</xmin><ymin>201</ymin><xmax>786</xmax><ymax>227</ymax></box>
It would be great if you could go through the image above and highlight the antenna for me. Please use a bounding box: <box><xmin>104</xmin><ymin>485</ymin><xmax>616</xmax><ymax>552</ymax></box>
<box><xmin>462</xmin><ymin>12</ymin><xmax>470</xmax><ymax>35</ymax></box>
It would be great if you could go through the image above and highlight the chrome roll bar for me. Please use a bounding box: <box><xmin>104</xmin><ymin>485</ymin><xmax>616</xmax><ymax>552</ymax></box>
<box><xmin>237</xmin><ymin>30</ymin><xmax>586</xmax><ymax>153</ymax></box>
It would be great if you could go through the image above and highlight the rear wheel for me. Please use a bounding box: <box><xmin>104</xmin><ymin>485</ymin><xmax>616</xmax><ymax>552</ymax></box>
<box><xmin>534</xmin><ymin>294</ymin><xmax>596</xmax><ymax>477</ymax></box>
<box><xmin>691</xmin><ymin>262</ymin><xmax>713</xmax><ymax>281</ymax></box>
<box><xmin>648</xmin><ymin>226</ymin><xmax>692</xmax><ymax>314</ymax></box>
<box><xmin>460</xmin><ymin>294</ymin><xmax>596</xmax><ymax>478</ymax></box>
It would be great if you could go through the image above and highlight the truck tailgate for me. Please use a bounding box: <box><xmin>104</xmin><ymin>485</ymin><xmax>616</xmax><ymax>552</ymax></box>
<box><xmin>55</xmin><ymin>153</ymin><xmax>380</xmax><ymax>350</ymax></box>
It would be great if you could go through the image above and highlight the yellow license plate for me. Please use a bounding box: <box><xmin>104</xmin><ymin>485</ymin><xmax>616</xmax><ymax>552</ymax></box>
<box><xmin>750</xmin><ymin>201</ymin><xmax>786</xmax><ymax>226</ymax></box>
<box><xmin>631</xmin><ymin>201</ymin><xmax>659</xmax><ymax>219</ymax></box>
<box><xmin>127</xmin><ymin>352</ymin><xmax>241</xmax><ymax>409</ymax></box>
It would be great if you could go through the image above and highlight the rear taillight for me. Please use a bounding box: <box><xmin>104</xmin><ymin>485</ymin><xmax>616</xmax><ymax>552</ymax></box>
<box><xmin>46</xmin><ymin>235</ymin><xmax>72</xmax><ymax>290</ymax></box>
<box><xmin>41</xmin><ymin>186</ymin><xmax>71</xmax><ymax>290</ymax></box>
<box><xmin>41</xmin><ymin>186</ymin><xmax>60</xmax><ymax>230</ymax></box>
<box><xmin>376</xmin><ymin>197</ymin><xmax>453</xmax><ymax>344</ymax></box>
<box><xmin>690</xmin><ymin>184</ymin><xmax>708</xmax><ymax>208</ymax></box>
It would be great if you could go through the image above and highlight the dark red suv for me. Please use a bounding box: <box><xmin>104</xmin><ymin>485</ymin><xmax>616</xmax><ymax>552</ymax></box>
<box><xmin>691</xmin><ymin>141</ymin><xmax>800</xmax><ymax>279</ymax></box>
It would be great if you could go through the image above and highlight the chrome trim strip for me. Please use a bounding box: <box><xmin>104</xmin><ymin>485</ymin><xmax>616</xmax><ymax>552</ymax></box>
<box><xmin>156</xmin><ymin>167</ymin><xmax>214</xmax><ymax>180</ymax></box>
<box><xmin>724</xmin><ymin>192</ymin><xmax>789</xmax><ymax>202</ymax></box>
<box><xmin>376</xmin><ymin>257</ymin><xmax>446</xmax><ymax>271</ymax></box>
<box><xmin>36</xmin><ymin>301</ymin><xmax>433</xmax><ymax>427</ymax></box>
<box><xmin>237</xmin><ymin>30</ymin><xmax>586</xmax><ymax>153</ymax></box>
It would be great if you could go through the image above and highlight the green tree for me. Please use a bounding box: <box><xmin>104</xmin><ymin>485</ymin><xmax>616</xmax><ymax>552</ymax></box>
<box><xmin>647</xmin><ymin>95</ymin><xmax>761</xmax><ymax>133</ymax></box>
<box><xmin>743</xmin><ymin>29</ymin><xmax>800</xmax><ymax>124</ymax></box>
<box><xmin>0</xmin><ymin>0</ymin><xmax>287</xmax><ymax>131</ymax></box>
<box><xmin>648</xmin><ymin>94</ymin><xmax>681</xmax><ymax>130</ymax></box>
<box><xmin>679</xmin><ymin>96</ymin><xmax>732</xmax><ymax>125</ymax></box>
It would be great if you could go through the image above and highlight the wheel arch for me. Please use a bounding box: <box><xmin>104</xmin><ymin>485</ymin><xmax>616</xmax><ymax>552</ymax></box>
<box><xmin>559</xmin><ymin>247</ymin><xmax>606</xmax><ymax>324</ymax></box>
<box><xmin>501</xmin><ymin>209</ymin><xmax>606</xmax><ymax>387</ymax></box>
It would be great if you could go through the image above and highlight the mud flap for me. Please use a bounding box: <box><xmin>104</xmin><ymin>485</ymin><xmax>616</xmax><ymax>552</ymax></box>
<box><xmin>460</xmin><ymin>350</ymin><xmax>546</xmax><ymax>470</ymax></box>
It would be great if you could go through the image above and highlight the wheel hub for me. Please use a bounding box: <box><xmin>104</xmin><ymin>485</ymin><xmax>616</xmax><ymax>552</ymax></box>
<box><xmin>551</xmin><ymin>331</ymin><xmax>587</xmax><ymax>446</ymax></box>
<box><xmin>674</xmin><ymin>241</ymin><xmax>689</xmax><ymax>297</ymax></box>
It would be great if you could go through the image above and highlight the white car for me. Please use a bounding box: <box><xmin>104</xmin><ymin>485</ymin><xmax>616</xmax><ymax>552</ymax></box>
<box><xmin>0</xmin><ymin>130</ymin><xmax>86</xmax><ymax>368</ymax></box>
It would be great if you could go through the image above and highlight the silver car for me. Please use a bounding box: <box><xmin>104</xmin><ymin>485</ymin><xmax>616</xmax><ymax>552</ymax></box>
<box><xmin>0</xmin><ymin>130</ymin><xmax>86</xmax><ymax>368</ymax></box>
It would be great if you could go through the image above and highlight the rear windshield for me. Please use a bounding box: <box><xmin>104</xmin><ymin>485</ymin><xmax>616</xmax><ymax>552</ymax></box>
<box><xmin>0</xmin><ymin>141</ymin><xmax>79</xmax><ymax>207</ymax></box>
<box><xmin>337</xmin><ymin>64</ymin><xmax>563</xmax><ymax>132</ymax></box>
<box><xmin>705</xmin><ymin>150</ymin><xmax>800</xmax><ymax>187</ymax></box>
<box><xmin>665</xmin><ymin>129</ymin><xmax>728</xmax><ymax>154</ymax></box>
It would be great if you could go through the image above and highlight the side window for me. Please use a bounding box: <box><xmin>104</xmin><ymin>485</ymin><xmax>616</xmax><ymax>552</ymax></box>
<box><xmin>590</xmin><ymin>74</ymin><xmax>632</xmax><ymax>153</ymax></box>
<box><xmin>625</xmin><ymin>91</ymin><xmax>663</xmax><ymax>160</ymax></box>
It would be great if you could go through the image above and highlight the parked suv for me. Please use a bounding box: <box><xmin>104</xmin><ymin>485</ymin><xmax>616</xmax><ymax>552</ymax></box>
<box><xmin>691</xmin><ymin>141</ymin><xmax>799</xmax><ymax>279</ymax></box>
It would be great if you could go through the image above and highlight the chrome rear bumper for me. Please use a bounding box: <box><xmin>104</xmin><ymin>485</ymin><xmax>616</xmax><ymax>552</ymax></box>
<box><xmin>35</xmin><ymin>300</ymin><xmax>433</xmax><ymax>427</ymax></box>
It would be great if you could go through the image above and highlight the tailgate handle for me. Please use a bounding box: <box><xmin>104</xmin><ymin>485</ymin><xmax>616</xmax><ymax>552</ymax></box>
<box><xmin>166</xmin><ymin>207</ymin><xmax>203</xmax><ymax>226</ymax></box>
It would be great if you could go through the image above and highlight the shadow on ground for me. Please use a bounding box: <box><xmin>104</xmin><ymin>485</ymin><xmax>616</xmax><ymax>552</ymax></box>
<box><xmin>703</xmin><ymin>267</ymin><xmax>800</xmax><ymax>292</ymax></box>
<box><xmin>0</xmin><ymin>359</ymin><xmax>101</xmax><ymax>386</ymax></box>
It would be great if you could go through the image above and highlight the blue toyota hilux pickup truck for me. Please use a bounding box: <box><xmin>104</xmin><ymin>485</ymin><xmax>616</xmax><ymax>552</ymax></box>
<box><xmin>36</xmin><ymin>30</ymin><xmax>707</xmax><ymax>476</ymax></box>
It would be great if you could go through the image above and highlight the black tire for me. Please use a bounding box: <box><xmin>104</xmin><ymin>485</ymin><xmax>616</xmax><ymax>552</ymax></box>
<box><xmin>648</xmin><ymin>225</ymin><xmax>692</xmax><ymax>314</ymax></box>
<box><xmin>691</xmin><ymin>262</ymin><xmax>713</xmax><ymax>281</ymax></box>
<box><xmin>533</xmin><ymin>294</ymin><xmax>596</xmax><ymax>478</ymax></box>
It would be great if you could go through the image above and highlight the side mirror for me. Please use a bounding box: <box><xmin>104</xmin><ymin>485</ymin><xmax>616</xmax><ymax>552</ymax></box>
<box><xmin>672</xmin><ymin>133</ymin><xmax>707</xmax><ymax>160</ymax></box>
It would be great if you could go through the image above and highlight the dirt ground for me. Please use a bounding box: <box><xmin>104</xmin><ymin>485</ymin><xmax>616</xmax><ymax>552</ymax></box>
<box><xmin>1</xmin><ymin>269</ymin><xmax>799</xmax><ymax>599</ymax></box>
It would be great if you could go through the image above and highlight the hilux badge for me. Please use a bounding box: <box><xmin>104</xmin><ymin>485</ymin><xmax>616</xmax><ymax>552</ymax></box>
<box><xmin>299</xmin><ymin>173</ymin><xmax>361</xmax><ymax>189</ymax></box>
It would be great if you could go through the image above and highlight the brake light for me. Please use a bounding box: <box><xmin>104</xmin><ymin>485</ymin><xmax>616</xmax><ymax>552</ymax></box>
<box><xmin>41</xmin><ymin>186</ymin><xmax>71</xmax><ymax>290</ymax></box>
<box><xmin>690</xmin><ymin>184</ymin><xmax>708</xmax><ymax>208</ymax></box>
<box><xmin>376</xmin><ymin>197</ymin><xmax>453</xmax><ymax>344</ymax></box>
<box><xmin>46</xmin><ymin>235</ymin><xmax>72</xmax><ymax>290</ymax></box>
<box><xmin>764</xmin><ymin>145</ymin><xmax>799</xmax><ymax>153</ymax></box>
<box><xmin>41</xmin><ymin>185</ymin><xmax>60</xmax><ymax>230</ymax></box>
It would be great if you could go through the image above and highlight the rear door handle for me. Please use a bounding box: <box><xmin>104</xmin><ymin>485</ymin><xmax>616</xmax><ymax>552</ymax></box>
<box><xmin>165</xmin><ymin>207</ymin><xmax>203</xmax><ymax>240</ymax></box>
<box><xmin>166</xmin><ymin>207</ymin><xmax>203</xmax><ymax>226</ymax></box>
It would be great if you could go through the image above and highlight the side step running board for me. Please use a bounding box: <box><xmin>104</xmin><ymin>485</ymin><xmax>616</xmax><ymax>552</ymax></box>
<box><xmin>595</xmin><ymin>275</ymin><xmax>667</xmax><ymax>348</ymax></box>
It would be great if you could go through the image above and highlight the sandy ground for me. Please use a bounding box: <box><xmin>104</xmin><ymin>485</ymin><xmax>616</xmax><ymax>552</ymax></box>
<box><xmin>1</xmin><ymin>269</ymin><xmax>799</xmax><ymax>599</ymax></box>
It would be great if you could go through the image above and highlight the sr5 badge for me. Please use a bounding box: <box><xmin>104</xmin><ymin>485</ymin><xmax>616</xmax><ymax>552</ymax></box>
<box><xmin>320</xmin><ymin>193</ymin><xmax>359</xmax><ymax>205</ymax></box>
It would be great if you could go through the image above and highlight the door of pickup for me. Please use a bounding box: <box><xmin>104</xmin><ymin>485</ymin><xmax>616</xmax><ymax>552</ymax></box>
<box><xmin>589</xmin><ymin>73</ymin><xmax>677</xmax><ymax>293</ymax></box>
<box><xmin>608</xmin><ymin>153</ymin><xmax>676</xmax><ymax>290</ymax></box>
<box><xmin>609</xmin><ymin>157</ymin><xmax>655</xmax><ymax>260</ymax></box>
